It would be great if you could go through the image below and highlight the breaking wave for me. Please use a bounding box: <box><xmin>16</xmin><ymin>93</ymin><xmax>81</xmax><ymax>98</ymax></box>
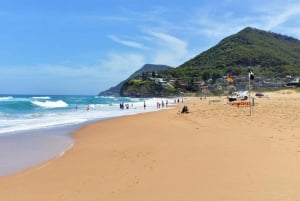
<box><xmin>31</xmin><ymin>100</ymin><xmax>68</xmax><ymax>108</ymax></box>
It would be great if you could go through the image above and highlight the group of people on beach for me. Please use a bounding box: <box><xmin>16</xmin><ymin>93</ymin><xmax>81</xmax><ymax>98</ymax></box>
<box><xmin>77</xmin><ymin>98</ymin><xmax>186</xmax><ymax>112</ymax></box>
<box><xmin>157</xmin><ymin>100</ymin><xmax>168</xmax><ymax>109</ymax></box>
<box><xmin>119</xmin><ymin>102</ymin><xmax>131</xmax><ymax>110</ymax></box>
<box><xmin>118</xmin><ymin>98</ymin><xmax>186</xmax><ymax>111</ymax></box>
<box><xmin>119</xmin><ymin>101</ymin><xmax>146</xmax><ymax>110</ymax></box>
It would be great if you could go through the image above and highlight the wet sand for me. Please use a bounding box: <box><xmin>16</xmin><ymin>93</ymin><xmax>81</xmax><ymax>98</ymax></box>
<box><xmin>1</xmin><ymin>90</ymin><xmax>300</xmax><ymax>201</ymax></box>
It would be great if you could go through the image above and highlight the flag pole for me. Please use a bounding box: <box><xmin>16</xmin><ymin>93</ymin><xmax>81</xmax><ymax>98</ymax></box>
<box><xmin>248</xmin><ymin>68</ymin><xmax>254</xmax><ymax>116</ymax></box>
<box><xmin>249</xmin><ymin>72</ymin><xmax>252</xmax><ymax>116</ymax></box>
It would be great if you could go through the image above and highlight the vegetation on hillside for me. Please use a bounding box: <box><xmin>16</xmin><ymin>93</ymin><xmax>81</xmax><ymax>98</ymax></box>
<box><xmin>110</xmin><ymin>27</ymin><xmax>300</xmax><ymax>97</ymax></box>
<box><xmin>98</xmin><ymin>64</ymin><xmax>172</xmax><ymax>96</ymax></box>
<box><xmin>120</xmin><ymin>79</ymin><xmax>177</xmax><ymax>97</ymax></box>
<box><xmin>176</xmin><ymin>27</ymin><xmax>300</xmax><ymax>78</ymax></box>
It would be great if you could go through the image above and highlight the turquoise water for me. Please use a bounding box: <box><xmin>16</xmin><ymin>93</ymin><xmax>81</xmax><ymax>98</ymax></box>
<box><xmin>0</xmin><ymin>95</ymin><xmax>148</xmax><ymax>134</ymax></box>
<box><xmin>0</xmin><ymin>95</ymin><xmax>160</xmax><ymax>135</ymax></box>
<box><xmin>0</xmin><ymin>95</ymin><xmax>172</xmax><ymax>176</ymax></box>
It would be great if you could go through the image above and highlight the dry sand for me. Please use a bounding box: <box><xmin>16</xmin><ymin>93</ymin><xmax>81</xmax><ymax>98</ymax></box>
<box><xmin>1</xmin><ymin>90</ymin><xmax>300</xmax><ymax>201</ymax></box>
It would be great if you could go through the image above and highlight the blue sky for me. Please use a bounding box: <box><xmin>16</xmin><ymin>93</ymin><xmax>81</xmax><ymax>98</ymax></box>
<box><xmin>1</xmin><ymin>0</ymin><xmax>300</xmax><ymax>95</ymax></box>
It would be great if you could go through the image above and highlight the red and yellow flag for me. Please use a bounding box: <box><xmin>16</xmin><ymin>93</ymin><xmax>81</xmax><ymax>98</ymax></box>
<box><xmin>227</xmin><ymin>75</ymin><xmax>233</xmax><ymax>83</ymax></box>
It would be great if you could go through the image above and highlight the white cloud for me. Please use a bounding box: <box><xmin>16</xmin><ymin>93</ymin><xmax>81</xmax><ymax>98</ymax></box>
<box><xmin>145</xmin><ymin>31</ymin><xmax>189</xmax><ymax>66</ymax></box>
<box><xmin>108</xmin><ymin>35</ymin><xmax>147</xmax><ymax>49</ymax></box>
<box><xmin>183</xmin><ymin>8</ymin><xmax>245</xmax><ymax>44</ymax></box>
<box><xmin>99</xmin><ymin>52</ymin><xmax>145</xmax><ymax>77</ymax></box>
<box><xmin>259</xmin><ymin>3</ymin><xmax>300</xmax><ymax>30</ymax></box>
<box><xmin>106</xmin><ymin>30</ymin><xmax>190</xmax><ymax>67</ymax></box>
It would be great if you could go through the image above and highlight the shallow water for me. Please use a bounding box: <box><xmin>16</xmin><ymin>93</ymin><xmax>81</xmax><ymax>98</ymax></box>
<box><xmin>0</xmin><ymin>95</ymin><xmax>176</xmax><ymax>176</ymax></box>
<box><xmin>0</xmin><ymin>125</ymin><xmax>77</xmax><ymax>176</ymax></box>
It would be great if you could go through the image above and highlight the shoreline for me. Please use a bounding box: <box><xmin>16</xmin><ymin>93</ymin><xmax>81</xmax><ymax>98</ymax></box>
<box><xmin>0</xmin><ymin>98</ymin><xmax>177</xmax><ymax>176</ymax></box>
<box><xmin>0</xmin><ymin>121</ymin><xmax>87</xmax><ymax>176</ymax></box>
<box><xmin>1</xmin><ymin>91</ymin><xmax>300</xmax><ymax>200</ymax></box>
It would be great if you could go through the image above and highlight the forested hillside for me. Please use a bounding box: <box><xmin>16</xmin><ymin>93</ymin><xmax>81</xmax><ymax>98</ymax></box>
<box><xmin>103</xmin><ymin>27</ymin><xmax>300</xmax><ymax>97</ymax></box>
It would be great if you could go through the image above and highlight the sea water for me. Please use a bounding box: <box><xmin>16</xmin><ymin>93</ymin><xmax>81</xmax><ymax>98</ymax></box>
<box><xmin>0</xmin><ymin>95</ymin><xmax>174</xmax><ymax>176</ymax></box>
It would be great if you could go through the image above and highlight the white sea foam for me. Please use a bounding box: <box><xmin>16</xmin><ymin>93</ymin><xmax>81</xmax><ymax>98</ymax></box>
<box><xmin>31</xmin><ymin>100</ymin><xmax>68</xmax><ymax>108</ymax></box>
<box><xmin>0</xmin><ymin>96</ymin><xmax>13</xmax><ymax>101</ymax></box>
<box><xmin>31</xmin><ymin>96</ymin><xmax>51</xmax><ymax>100</ymax></box>
<box><xmin>0</xmin><ymin>96</ymin><xmax>180</xmax><ymax>177</ymax></box>
<box><xmin>0</xmin><ymin>114</ymin><xmax>87</xmax><ymax>135</ymax></box>
<box><xmin>0</xmin><ymin>97</ymin><xmax>176</xmax><ymax>135</ymax></box>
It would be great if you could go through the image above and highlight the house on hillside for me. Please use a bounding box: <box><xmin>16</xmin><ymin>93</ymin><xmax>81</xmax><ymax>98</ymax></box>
<box><xmin>150</xmin><ymin>77</ymin><xmax>169</xmax><ymax>87</ymax></box>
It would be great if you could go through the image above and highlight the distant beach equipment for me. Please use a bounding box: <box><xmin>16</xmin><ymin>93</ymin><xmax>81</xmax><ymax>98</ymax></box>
<box><xmin>230</xmin><ymin>101</ymin><xmax>251</xmax><ymax>107</ymax></box>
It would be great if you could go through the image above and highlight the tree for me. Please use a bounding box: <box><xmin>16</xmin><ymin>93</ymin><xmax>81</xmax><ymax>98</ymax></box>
<box><xmin>202</xmin><ymin>71</ymin><xmax>211</xmax><ymax>81</ymax></box>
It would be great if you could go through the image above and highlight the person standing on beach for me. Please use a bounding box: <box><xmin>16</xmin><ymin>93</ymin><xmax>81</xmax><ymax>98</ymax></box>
<box><xmin>144</xmin><ymin>101</ymin><xmax>146</xmax><ymax>110</ymax></box>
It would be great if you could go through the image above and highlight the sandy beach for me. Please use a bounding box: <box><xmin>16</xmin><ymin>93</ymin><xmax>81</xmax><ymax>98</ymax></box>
<box><xmin>1</xmin><ymin>90</ymin><xmax>300</xmax><ymax>201</ymax></box>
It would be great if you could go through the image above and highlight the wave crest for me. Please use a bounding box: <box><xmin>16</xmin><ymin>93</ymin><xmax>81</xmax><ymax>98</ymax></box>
<box><xmin>31</xmin><ymin>96</ymin><xmax>51</xmax><ymax>100</ymax></box>
<box><xmin>31</xmin><ymin>100</ymin><xmax>68</xmax><ymax>108</ymax></box>
<box><xmin>0</xmin><ymin>96</ymin><xmax>13</xmax><ymax>101</ymax></box>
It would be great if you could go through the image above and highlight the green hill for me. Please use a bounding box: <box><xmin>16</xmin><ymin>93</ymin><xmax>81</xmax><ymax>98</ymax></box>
<box><xmin>178</xmin><ymin>27</ymin><xmax>300</xmax><ymax>76</ymax></box>
<box><xmin>110</xmin><ymin>27</ymin><xmax>300</xmax><ymax>97</ymax></box>
<box><xmin>98</xmin><ymin>64</ymin><xmax>172</xmax><ymax>96</ymax></box>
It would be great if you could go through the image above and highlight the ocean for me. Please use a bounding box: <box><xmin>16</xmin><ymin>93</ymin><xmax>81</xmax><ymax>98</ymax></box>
<box><xmin>0</xmin><ymin>95</ymin><xmax>173</xmax><ymax>176</ymax></box>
